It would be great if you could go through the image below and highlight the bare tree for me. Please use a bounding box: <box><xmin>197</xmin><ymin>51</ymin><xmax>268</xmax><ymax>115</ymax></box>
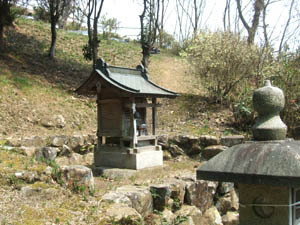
<box><xmin>140</xmin><ymin>0</ymin><xmax>160</xmax><ymax>69</ymax></box>
<box><xmin>83</xmin><ymin>0</ymin><xmax>104</xmax><ymax>67</ymax></box>
<box><xmin>278</xmin><ymin>0</ymin><xmax>295</xmax><ymax>53</ymax></box>
<box><xmin>236</xmin><ymin>0</ymin><xmax>264</xmax><ymax>44</ymax></box>
<box><xmin>48</xmin><ymin>0</ymin><xmax>68</xmax><ymax>59</ymax></box>
<box><xmin>158</xmin><ymin>0</ymin><xmax>169</xmax><ymax>48</ymax></box>
<box><xmin>223</xmin><ymin>0</ymin><xmax>231</xmax><ymax>31</ymax></box>
<box><xmin>176</xmin><ymin>0</ymin><xmax>206</xmax><ymax>39</ymax></box>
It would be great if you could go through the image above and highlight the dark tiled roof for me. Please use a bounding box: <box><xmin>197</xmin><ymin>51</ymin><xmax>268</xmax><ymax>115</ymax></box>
<box><xmin>76</xmin><ymin>59</ymin><xmax>179</xmax><ymax>98</ymax></box>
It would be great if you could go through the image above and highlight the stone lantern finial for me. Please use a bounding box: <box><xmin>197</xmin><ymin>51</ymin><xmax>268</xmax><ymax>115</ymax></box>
<box><xmin>252</xmin><ymin>80</ymin><xmax>287</xmax><ymax>140</ymax></box>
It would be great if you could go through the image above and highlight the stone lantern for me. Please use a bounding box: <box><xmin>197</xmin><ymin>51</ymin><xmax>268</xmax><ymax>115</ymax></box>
<box><xmin>197</xmin><ymin>81</ymin><xmax>300</xmax><ymax>225</ymax></box>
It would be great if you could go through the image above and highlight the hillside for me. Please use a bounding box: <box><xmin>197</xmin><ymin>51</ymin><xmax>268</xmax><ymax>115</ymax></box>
<box><xmin>0</xmin><ymin>18</ymin><xmax>237</xmax><ymax>140</ymax></box>
<box><xmin>0</xmin><ymin>17</ymin><xmax>242</xmax><ymax>225</ymax></box>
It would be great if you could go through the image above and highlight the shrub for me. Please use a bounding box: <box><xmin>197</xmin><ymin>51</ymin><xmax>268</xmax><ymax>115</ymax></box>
<box><xmin>185</xmin><ymin>31</ymin><xmax>261</xmax><ymax>103</ymax></box>
<box><xmin>271</xmin><ymin>50</ymin><xmax>300</xmax><ymax>129</ymax></box>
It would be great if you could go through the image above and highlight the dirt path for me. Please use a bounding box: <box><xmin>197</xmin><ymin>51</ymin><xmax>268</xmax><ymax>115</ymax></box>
<box><xmin>149</xmin><ymin>53</ymin><xmax>198</xmax><ymax>94</ymax></box>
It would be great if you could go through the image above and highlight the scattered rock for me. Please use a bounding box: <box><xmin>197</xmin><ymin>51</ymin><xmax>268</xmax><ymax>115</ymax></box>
<box><xmin>222</xmin><ymin>211</ymin><xmax>239</xmax><ymax>225</ymax></box>
<box><xmin>199</xmin><ymin>135</ymin><xmax>219</xmax><ymax>147</ymax></box>
<box><xmin>216</xmin><ymin>194</ymin><xmax>233</xmax><ymax>215</ymax></box>
<box><xmin>161</xmin><ymin>209</ymin><xmax>176</xmax><ymax>224</ymax></box>
<box><xmin>220</xmin><ymin>135</ymin><xmax>244</xmax><ymax>147</ymax></box>
<box><xmin>164</xmin><ymin>178</ymin><xmax>186</xmax><ymax>210</ymax></box>
<box><xmin>157</xmin><ymin>135</ymin><xmax>169</xmax><ymax>150</ymax></box>
<box><xmin>15</xmin><ymin>171</ymin><xmax>37</xmax><ymax>183</ymax></box>
<box><xmin>50</xmin><ymin>135</ymin><xmax>69</xmax><ymax>147</ymax></box>
<box><xmin>60</xmin><ymin>144</ymin><xmax>72</xmax><ymax>156</ymax></box>
<box><xmin>202</xmin><ymin>145</ymin><xmax>228</xmax><ymax>159</ymax></box>
<box><xmin>230</xmin><ymin>189</ymin><xmax>239</xmax><ymax>211</ymax></box>
<box><xmin>53</xmin><ymin>115</ymin><xmax>66</xmax><ymax>128</ymax></box>
<box><xmin>60</xmin><ymin>165</ymin><xmax>94</xmax><ymax>192</ymax></box>
<box><xmin>5</xmin><ymin>137</ymin><xmax>22</xmax><ymax>147</ymax></box>
<box><xmin>175</xmin><ymin>205</ymin><xmax>202</xmax><ymax>225</ymax></box>
<box><xmin>103</xmin><ymin>185</ymin><xmax>152</xmax><ymax>216</ymax></box>
<box><xmin>102</xmin><ymin>191</ymin><xmax>132</xmax><ymax>207</ymax></box>
<box><xmin>200</xmin><ymin>206</ymin><xmax>223</xmax><ymax>225</ymax></box>
<box><xmin>163</xmin><ymin>150</ymin><xmax>173</xmax><ymax>160</ymax></box>
<box><xmin>20</xmin><ymin>186</ymin><xmax>41</xmax><ymax>197</ymax></box>
<box><xmin>35</xmin><ymin>147</ymin><xmax>58</xmax><ymax>161</ymax></box>
<box><xmin>105</xmin><ymin>203</ymin><xmax>142</xmax><ymax>222</ymax></box>
<box><xmin>41</xmin><ymin>119</ymin><xmax>55</xmax><ymax>128</ymax></box>
<box><xmin>150</xmin><ymin>184</ymin><xmax>172</xmax><ymax>211</ymax></box>
<box><xmin>185</xmin><ymin>180</ymin><xmax>218</xmax><ymax>212</ymax></box>
<box><xmin>69</xmin><ymin>135</ymin><xmax>84</xmax><ymax>152</ymax></box>
<box><xmin>18</xmin><ymin>146</ymin><xmax>36</xmax><ymax>157</ymax></box>
<box><xmin>22</xmin><ymin>136</ymin><xmax>46</xmax><ymax>147</ymax></box>
<box><xmin>169</xmin><ymin>144</ymin><xmax>185</xmax><ymax>157</ymax></box>
<box><xmin>218</xmin><ymin>182</ymin><xmax>234</xmax><ymax>195</ymax></box>
<box><xmin>116</xmin><ymin>185</ymin><xmax>153</xmax><ymax>216</ymax></box>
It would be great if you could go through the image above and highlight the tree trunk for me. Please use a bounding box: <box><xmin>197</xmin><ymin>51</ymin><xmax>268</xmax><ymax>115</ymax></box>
<box><xmin>0</xmin><ymin>23</ymin><xmax>3</xmax><ymax>50</ymax></box>
<box><xmin>92</xmin><ymin>15</ymin><xmax>98</xmax><ymax>67</ymax></box>
<box><xmin>49</xmin><ymin>20</ymin><xmax>57</xmax><ymax>59</ymax></box>
<box><xmin>142</xmin><ymin>46</ymin><xmax>150</xmax><ymax>69</ymax></box>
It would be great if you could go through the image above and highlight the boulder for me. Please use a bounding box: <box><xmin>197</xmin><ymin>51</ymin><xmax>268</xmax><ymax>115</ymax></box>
<box><xmin>150</xmin><ymin>184</ymin><xmax>172</xmax><ymax>211</ymax></box>
<box><xmin>169</xmin><ymin>144</ymin><xmax>185</xmax><ymax>157</ymax></box>
<box><xmin>157</xmin><ymin>135</ymin><xmax>169</xmax><ymax>150</ymax></box>
<box><xmin>230</xmin><ymin>189</ymin><xmax>239</xmax><ymax>211</ymax></box>
<box><xmin>103</xmin><ymin>185</ymin><xmax>152</xmax><ymax>216</ymax></box>
<box><xmin>199</xmin><ymin>135</ymin><xmax>219</xmax><ymax>147</ymax></box>
<box><xmin>69</xmin><ymin>135</ymin><xmax>84</xmax><ymax>152</ymax></box>
<box><xmin>216</xmin><ymin>194</ymin><xmax>232</xmax><ymax>215</ymax></box>
<box><xmin>53</xmin><ymin>114</ymin><xmax>66</xmax><ymax>128</ymax></box>
<box><xmin>185</xmin><ymin>179</ymin><xmax>218</xmax><ymax>212</ymax></box>
<box><xmin>60</xmin><ymin>165</ymin><xmax>94</xmax><ymax>192</ymax></box>
<box><xmin>116</xmin><ymin>185</ymin><xmax>153</xmax><ymax>216</ymax></box>
<box><xmin>18</xmin><ymin>146</ymin><xmax>36</xmax><ymax>157</ymax></box>
<box><xmin>217</xmin><ymin>182</ymin><xmax>234</xmax><ymax>195</ymax></box>
<box><xmin>20</xmin><ymin>186</ymin><xmax>41</xmax><ymax>197</ymax></box>
<box><xmin>164</xmin><ymin>178</ymin><xmax>186</xmax><ymax>211</ymax></box>
<box><xmin>202</xmin><ymin>145</ymin><xmax>228</xmax><ymax>159</ymax></box>
<box><xmin>199</xmin><ymin>206</ymin><xmax>223</xmax><ymax>225</ymax></box>
<box><xmin>163</xmin><ymin>150</ymin><xmax>173</xmax><ymax>160</ymax></box>
<box><xmin>161</xmin><ymin>209</ymin><xmax>176</xmax><ymax>224</ymax></box>
<box><xmin>14</xmin><ymin>171</ymin><xmax>37</xmax><ymax>183</ymax></box>
<box><xmin>102</xmin><ymin>192</ymin><xmax>132</xmax><ymax>207</ymax></box>
<box><xmin>105</xmin><ymin>203</ymin><xmax>142</xmax><ymax>222</ymax></box>
<box><xmin>50</xmin><ymin>135</ymin><xmax>69</xmax><ymax>147</ymax></box>
<box><xmin>220</xmin><ymin>135</ymin><xmax>244</xmax><ymax>147</ymax></box>
<box><xmin>5</xmin><ymin>137</ymin><xmax>22</xmax><ymax>147</ymax></box>
<box><xmin>175</xmin><ymin>205</ymin><xmax>202</xmax><ymax>225</ymax></box>
<box><xmin>222</xmin><ymin>211</ymin><xmax>239</xmax><ymax>225</ymax></box>
<box><xmin>35</xmin><ymin>147</ymin><xmax>58</xmax><ymax>161</ymax></box>
<box><xmin>22</xmin><ymin>136</ymin><xmax>46</xmax><ymax>147</ymax></box>
<box><xmin>60</xmin><ymin>144</ymin><xmax>72</xmax><ymax>156</ymax></box>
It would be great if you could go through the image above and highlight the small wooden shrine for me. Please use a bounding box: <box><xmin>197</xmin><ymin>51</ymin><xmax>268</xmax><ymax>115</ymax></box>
<box><xmin>76</xmin><ymin>58</ymin><xmax>178</xmax><ymax>169</ymax></box>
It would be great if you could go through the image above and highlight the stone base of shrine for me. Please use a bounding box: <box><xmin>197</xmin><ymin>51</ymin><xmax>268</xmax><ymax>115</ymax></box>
<box><xmin>94</xmin><ymin>146</ymin><xmax>163</xmax><ymax>170</ymax></box>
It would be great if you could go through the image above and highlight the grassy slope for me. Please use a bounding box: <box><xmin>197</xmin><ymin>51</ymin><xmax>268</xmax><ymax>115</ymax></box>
<box><xmin>0</xmin><ymin>18</ymin><xmax>240</xmax><ymax>224</ymax></box>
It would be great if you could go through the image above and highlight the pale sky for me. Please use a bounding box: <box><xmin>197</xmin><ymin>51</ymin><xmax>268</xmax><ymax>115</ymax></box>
<box><xmin>101</xmin><ymin>0</ymin><xmax>299</xmax><ymax>50</ymax></box>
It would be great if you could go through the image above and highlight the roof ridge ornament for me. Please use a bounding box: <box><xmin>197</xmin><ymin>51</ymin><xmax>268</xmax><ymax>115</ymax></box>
<box><xmin>136</xmin><ymin>64</ymin><xmax>149</xmax><ymax>80</ymax></box>
<box><xmin>95</xmin><ymin>58</ymin><xmax>110</xmax><ymax>77</ymax></box>
<box><xmin>252</xmin><ymin>80</ymin><xmax>287</xmax><ymax>140</ymax></box>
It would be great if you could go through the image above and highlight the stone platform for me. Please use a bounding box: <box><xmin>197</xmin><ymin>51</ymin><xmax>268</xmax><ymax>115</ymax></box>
<box><xmin>94</xmin><ymin>146</ymin><xmax>163</xmax><ymax>170</ymax></box>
